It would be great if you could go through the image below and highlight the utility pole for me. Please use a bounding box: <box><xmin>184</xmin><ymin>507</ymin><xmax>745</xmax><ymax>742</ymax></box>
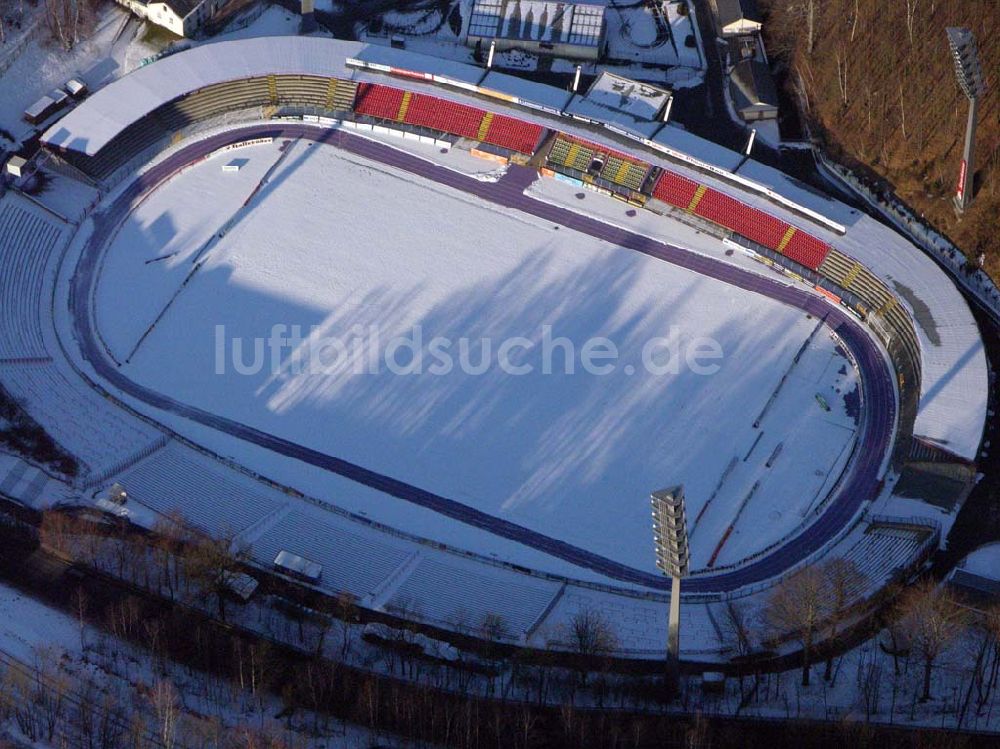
<box><xmin>946</xmin><ymin>28</ymin><xmax>986</xmax><ymax>214</ymax></box>
<box><xmin>651</xmin><ymin>486</ymin><xmax>689</xmax><ymax>694</ymax></box>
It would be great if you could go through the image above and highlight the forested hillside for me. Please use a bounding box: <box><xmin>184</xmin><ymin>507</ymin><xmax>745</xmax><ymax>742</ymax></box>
<box><xmin>760</xmin><ymin>0</ymin><xmax>999</xmax><ymax>275</ymax></box>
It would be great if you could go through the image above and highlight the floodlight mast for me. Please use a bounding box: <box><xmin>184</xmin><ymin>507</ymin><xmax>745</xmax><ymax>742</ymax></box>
<box><xmin>651</xmin><ymin>486</ymin><xmax>689</xmax><ymax>684</ymax></box>
<box><xmin>946</xmin><ymin>28</ymin><xmax>986</xmax><ymax>213</ymax></box>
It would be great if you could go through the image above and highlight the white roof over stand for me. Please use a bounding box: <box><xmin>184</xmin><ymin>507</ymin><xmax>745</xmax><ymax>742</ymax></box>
<box><xmin>835</xmin><ymin>216</ymin><xmax>987</xmax><ymax>460</ymax></box>
<box><xmin>43</xmin><ymin>37</ymin><xmax>366</xmax><ymax>156</ymax></box>
<box><xmin>479</xmin><ymin>69</ymin><xmax>574</xmax><ymax>112</ymax></box>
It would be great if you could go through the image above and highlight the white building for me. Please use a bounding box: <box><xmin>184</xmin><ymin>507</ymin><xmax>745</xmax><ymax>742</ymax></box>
<box><xmin>116</xmin><ymin>0</ymin><xmax>226</xmax><ymax>38</ymax></box>
<box><xmin>467</xmin><ymin>0</ymin><xmax>607</xmax><ymax>61</ymax></box>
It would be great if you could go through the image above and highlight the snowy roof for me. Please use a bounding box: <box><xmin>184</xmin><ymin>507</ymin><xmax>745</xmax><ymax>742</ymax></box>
<box><xmin>43</xmin><ymin>37</ymin><xmax>362</xmax><ymax>156</ymax></box>
<box><xmin>347</xmin><ymin>42</ymin><xmax>486</xmax><ymax>88</ymax></box>
<box><xmin>25</xmin><ymin>90</ymin><xmax>68</xmax><ymax>120</ymax></box>
<box><xmin>958</xmin><ymin>542</ymin><xmax>1000</xmax><ymax>579</ymax></box>
<box><xmin>730</xmin><ymin>59</ymin><xmax>778</xmax><ymax>110</ymax></box>
<box><xmin>566</xmin><ymin>71</ymin><xmax>670</xmax><ymax>138</ymax></box>
<box><xmin>651</xmin><ymin>123</ymin><xmax>744</xmax><ymax>171</ymax></box>
<box><xmin>469</xmin><ymin>0</ymin><xmax>605</xmax><ymax>48</ymax></box>
<box><xmin>479</xmin><ymin>69</ymin><xmax>574</xmax><ymax>111</ymax></box>
<box><xmin>712</xmin><ymin>0</ymin><xmax>761</xmax><ymax>32</ymax></box>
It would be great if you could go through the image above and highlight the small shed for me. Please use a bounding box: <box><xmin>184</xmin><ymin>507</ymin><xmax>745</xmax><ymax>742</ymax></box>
<box><xmin>5</xmin><ymin>155</ymin><xmax>28</xmax><ymax>178</ymax></box>
<box><xmin>23</xmin><ymin>89</ymin><xmax>70</xmax><ymax>125</ymax></box>
<box><xmin>65</xmin><ymin>78</ymin><xmax>89</xmax><ymax>97</ymax></box>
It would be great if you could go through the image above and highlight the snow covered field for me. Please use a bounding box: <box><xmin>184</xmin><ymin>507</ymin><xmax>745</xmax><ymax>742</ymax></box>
<box><xmin>91</xmin><ymin>138</ymin><xmax>860</xmax><ymax>574</ymax></box>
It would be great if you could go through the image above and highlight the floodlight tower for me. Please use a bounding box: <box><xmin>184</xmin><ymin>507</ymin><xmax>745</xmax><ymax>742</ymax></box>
<box><xmin>300</xmin><ymin>0</ymin><xmax>316</xmax><ymax>33</ymax></box>
<box><xmin>946</xmin><ymin>27</ymin><xmax>986</xmax><ymax>214</ymax></box>
<box><xmin>651</xmin><ymin>486</ymin><xmax>690</xmax><ymax>684</ymax></box>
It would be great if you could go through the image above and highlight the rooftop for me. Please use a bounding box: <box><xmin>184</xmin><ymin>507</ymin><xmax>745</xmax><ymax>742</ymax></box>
<box><xmin>713</xmin><ymin>0</ymin><xmax>761</xmax><ymax>31</ymax></box>
<box><xmin>566</xmin><ymin>71</ymin><xmax>670</xmax><ymax>137</ymax></box>
<box><xmin>469</xmin><ymin>0</ymin><xmax>605</xmax><ymax>48</ymax></box>
<box><xmin>730</xmin><ymin>58</ymin><xmax>778</xmax><ymax>110</ymax></box>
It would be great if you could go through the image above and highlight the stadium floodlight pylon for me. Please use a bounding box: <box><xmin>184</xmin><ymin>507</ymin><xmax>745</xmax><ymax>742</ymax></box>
<box><xmin>299</xmin><ymin>0</ymin><xmax>316</xmax><ymax>34</ymax></box>
<box><xmin>651</xmin><ymin>485</ymin><xmax>689</xmax><ymax>688</ymax></box>
<box><xmin>946</xmin><ymin>27</ymin><xmax>986</xmax><ymax>213</ymax></box>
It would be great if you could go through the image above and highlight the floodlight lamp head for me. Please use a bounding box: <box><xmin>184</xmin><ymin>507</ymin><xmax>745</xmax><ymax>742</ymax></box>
<box><xmin>946</xmin><ymin>27</ymin><xmax>986</xmax><ymax>100</ymax></box>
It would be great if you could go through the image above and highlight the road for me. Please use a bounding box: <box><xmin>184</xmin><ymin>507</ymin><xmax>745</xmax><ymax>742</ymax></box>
<box><xmin>68</xmin><ymin>124</ymin><xmax>896</xmax><ymax>593</ymax></box>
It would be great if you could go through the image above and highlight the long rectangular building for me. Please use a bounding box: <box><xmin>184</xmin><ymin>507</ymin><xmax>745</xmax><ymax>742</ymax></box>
<box><xmin>467</xmin><ymin>0</ymin><xmax>607</xmax><ymax>61</ymax></box>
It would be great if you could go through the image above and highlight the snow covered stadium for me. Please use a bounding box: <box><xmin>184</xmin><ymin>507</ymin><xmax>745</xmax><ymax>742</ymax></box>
<box><xmin>0</xmin><ymin>36</ymin><xmax>988</xmax><ymax>660</ymax></box>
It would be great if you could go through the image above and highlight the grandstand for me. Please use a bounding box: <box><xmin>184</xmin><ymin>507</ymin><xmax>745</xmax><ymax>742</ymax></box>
<box><xmin>118</xmin><ymin>441</ymin><xmax>286</xmax><ymax>535</ymax></box>
<box><xmin>0</xmin><ymin>453</ymin><xmax>74</xmax><ymax>506</ymax></box>
<box><xmin>385</xmin><ymin>556</ymin><xmax>562</xmax><ymax>638</ymax></box>
<box><xmin>0</xmin><ymin>361</ymin><xmax>165</xmax><ymax>478</ymax></box>
<box><xmin>547</xmin><ymin>135</ymin><xmax>652</xmax><ymax>193</ymax></box>
<box><xmin>0</xmin><ymin>196</ymin><xmax>67</xmax><ymax>360</ymax></box>
<box><xmin>354</xmin><ymin>83</ymin><xmax>545</xmax><ymax>154</ymax></box>
<box><xmin>649</xmin><ymin>168</ymin><xmax>832</xmax><ymax>271</ymax></box>
<box><xmin>833</xmin><ymin>520</ymin><xmax>937</xmax><ymax>600</ymax></box>
<box><xmin>250</xmin><ymin>509</ymin><xmax>415</xmax><ymax>600</ymax></box>
<box><xmin>537</xmin><ymin>586</ymin><xmax>726</xmax><ymax>657</ymax></box>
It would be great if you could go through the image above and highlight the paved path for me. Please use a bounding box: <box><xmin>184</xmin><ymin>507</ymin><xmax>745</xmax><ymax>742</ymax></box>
<box><xmin>70</xmin><ymin>125</ymin><xmax>896</xmax><ymax>592</ymax></box>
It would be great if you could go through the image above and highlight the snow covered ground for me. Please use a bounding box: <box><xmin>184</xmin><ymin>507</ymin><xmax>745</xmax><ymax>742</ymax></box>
<box><xmin>0</xmin><ymin>580</ymin><xmax>424</xmax><ymax>748</ymax></box>
<box><xmin>91</xmin><ymin>138</ymin><xmax>860</xmax><ymax>574</ymax></box>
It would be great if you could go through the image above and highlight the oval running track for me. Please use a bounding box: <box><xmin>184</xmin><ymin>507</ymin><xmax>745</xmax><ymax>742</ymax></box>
<box><xmin>67</xmin><ymin>124</ymin><xmax>897</xmax><ymax>593</ymax></box>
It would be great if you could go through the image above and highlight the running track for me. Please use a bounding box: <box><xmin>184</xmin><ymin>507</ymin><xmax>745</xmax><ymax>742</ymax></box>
<box><xmin>68</xmin><ymin>124</ymin><xmax>897</xmax><ymax>593</ymax></box>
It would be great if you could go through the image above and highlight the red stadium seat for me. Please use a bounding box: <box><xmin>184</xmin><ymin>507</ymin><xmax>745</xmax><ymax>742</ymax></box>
<box><xmin>694</xmin><ymin>190</ymin><xmax>790</xmax><ymax>252</ymax></box>
<box><xmin>651</xmin><ymin>170</ymin><xmax>701</xmax><ymax>209</ymax></box>
<box><xmin>783</xmin><ymin>230</ymin><xmax>831</xmax><ymax>270</ymax></box>
<box><xmin>738</xmin><ymin>206</ymin><xmax>790</xmax><ymax>250</ymax></box>
<box><xmin>356</xmin><ymin>85</ymin><xmax>543</xmax><ymax>154</ymax></box>
<box><xmin>404</xmin><ymin>94</ymin><xmax>484</xmax><ymax>140</ymax></box>
<box><xmin>692</xmin><ymin>188</ymin><xmax>743</xmax><ymax>229</ymax></box>
<box><xmin>483</xmin><ymin>114</ymin><xmax>544</xmax><ymax>154</ymax></box>
<box><xmin>353</xmin><ymin>83</ymin><xmax>406</xmax><ymax>120</ymax></box>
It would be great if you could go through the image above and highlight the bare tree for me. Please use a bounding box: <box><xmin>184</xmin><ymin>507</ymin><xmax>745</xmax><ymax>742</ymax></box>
<box><xmin>44</xmin><ymin>0</ymin><xmax>91</xmax><ymax>50</ymax></box>
<box><xmin>896</xmin><ymin>579</ymin><xmax>970</xmax><ymax>702</ymax></box>
<box><xmin>479</xmin><ymin>612</ymin><xmax>510</xmax><ymax>695</ymax></box>
<box><xmin>765</xmin><ymin>564</ymin><xmax>827</xmax><ymax>686</ymax></box>
<box><xmin>561</xmin><ymin>608</ymin><xmax>618</xmax><ymax>687</ymax></box>
<box><xmin>821</xmin><ymin>557</ymin><xmax>865</xmax><ymax>681</ymax></box>
<box><xmin>904</xmin><ymin>0</ymin><xmax>919</xmax><ymax>44</ymax></box>
<box><xmin>177</xmin><ymin>528</ymin><xmax>249</xmax><ymax>623</ymax></box>
<box><xmin>333</xmin><ymin>591</ymin><xmax>359</xmax><ymax>661</ymax></box>
<box><xmin>150</xmin><ymin>679</ymin><xmax>180</xmax><ymax>749</ymax></box>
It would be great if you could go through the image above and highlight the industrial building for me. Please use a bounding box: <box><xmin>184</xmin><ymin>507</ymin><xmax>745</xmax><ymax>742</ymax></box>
<box><xmin>467</xmin><ymin>0</ymin><xmax>607</xmax><ymax>61</ymax></box>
